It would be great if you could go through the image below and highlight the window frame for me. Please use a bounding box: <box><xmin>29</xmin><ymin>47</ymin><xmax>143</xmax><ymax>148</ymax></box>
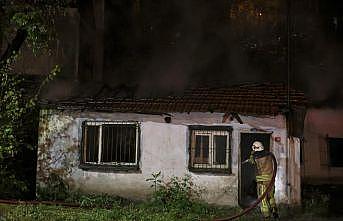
<box><xmin>79</xmin><ymin>120</ymin><xmax>140</xmax><ymax>172</ymax></box>
<box><xmin>188</xmin><ymin>125</ymin><xmax>232</xmax><ymax>174</ymax></box>
<box><xmin>327</xmin><ymin>137</ymin><xmax>343</xmax><ymax>168</ymax></box>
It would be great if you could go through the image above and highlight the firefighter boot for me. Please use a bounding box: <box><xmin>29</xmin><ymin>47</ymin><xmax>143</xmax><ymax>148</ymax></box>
<box><xmin>271</xmin><ymin>206</ymin><xmax>279</xmax><ymax>220</ymax></box>
<box><xmin>272</xmin><ymin>212</ymin><xmax>280</xmax><ymax>221</ymax></box>
<box><xmin>262</xmin><ymin>216</ymin><xmax>271</xmax><ymax>221</ymax></box>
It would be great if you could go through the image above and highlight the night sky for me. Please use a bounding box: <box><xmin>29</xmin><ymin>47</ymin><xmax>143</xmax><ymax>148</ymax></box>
<box><xmin>76</xmin><ymin>0</ymin><xmax>343</xmax><ymax>106</ymax></box>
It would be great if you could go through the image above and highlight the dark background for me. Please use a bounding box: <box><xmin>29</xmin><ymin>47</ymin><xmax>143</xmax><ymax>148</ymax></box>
<box><xmin>74</xmin><ymin>0</ymin><xmax>343</xmax><ymax>106</ymax></box>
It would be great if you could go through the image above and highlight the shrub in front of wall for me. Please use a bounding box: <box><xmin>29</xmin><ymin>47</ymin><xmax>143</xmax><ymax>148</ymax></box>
<box><xmin>146</xmin><ymin>172</ymin><xmax>204</xmax><ymax>214</ymax></box>
<box><xmin>36</xmin><ymin>173</ymin><xmax>69</xmax><ymax>201</ymax></box>
<box><xmin>0</xmin><ymin>167</ymin><xmax>28</xmax><ymax>199</ymax></box>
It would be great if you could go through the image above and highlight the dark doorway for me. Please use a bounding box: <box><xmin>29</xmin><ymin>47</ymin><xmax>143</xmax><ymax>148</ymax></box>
<box><xmin>239</xmin><ymin>133</ymin><xmax>271</xmax><ymax>208</ymax></box>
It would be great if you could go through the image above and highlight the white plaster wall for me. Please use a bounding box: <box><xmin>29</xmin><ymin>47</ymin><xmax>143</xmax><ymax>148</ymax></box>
<box><xmin>37</xmin><ymin>109</ymin><xmax>291</xmax><ymax>205</ymax></box>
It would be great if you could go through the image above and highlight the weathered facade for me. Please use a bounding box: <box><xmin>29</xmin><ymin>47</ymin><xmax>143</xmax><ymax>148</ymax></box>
<box><xmin>302</xmin><ymin>108</ymin><xmax>343</xmax><ymax>184</ymax></box>
<box><xmin>37</xmin><ymin>84</ymin><xmax>306</xmax><ymax>206</ymax></box>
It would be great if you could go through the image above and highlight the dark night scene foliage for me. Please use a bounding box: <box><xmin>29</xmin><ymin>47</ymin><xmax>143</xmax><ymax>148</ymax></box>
<box><xmin>0</xmin><ymin>0</ymin><xmax>343</xmax><ymax>220</ymax></box>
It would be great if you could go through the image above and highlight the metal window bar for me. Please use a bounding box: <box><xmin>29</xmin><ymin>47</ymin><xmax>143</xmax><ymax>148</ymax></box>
<box><xmin>120</xmin><ymin>123</ymin><xmax>123</xmax><ymax>162</ymax></box>
<box><xmin>191</xmin><ymin>129</ymin><xmax>230</xmax><ymax>170</ymax></box>
<box><xmin>83</xmin><ymin>121</ymin><xmax>139</xmax><ymax>166</ymax></box>
<box><xmin>98</xmin><ymin>126</ymin><xmax>103</xmax><ymax>164</ymax></box>
<box><xmin>83</xmin><ymin>125</ymin><xmax>99</xmax><ymax>164</ymax></box>
<box><xmin>115</xmin><ymin>124</ymin><xmax>119</xmax><ymax>162</ymax></box>
<box><xmin>135</xmin><ymin>124</ymin><xmax>139</xmax><ymax>164</ymax></box>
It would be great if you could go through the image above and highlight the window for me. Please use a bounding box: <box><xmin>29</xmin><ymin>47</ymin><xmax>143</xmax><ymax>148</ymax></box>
<box><xmin>328</xmin><ymin>137</ymin><xmax>343</xmax><ymax>167</ymax></box>
<box><xmin>80</xmin><ymin>121</ymin><xmax>140</xmax><ymax>171</ymax></box>
<box><xmin>189</xmin><ymin>126</ymin><xmax>232</xmax><ymax>173</ymax></box>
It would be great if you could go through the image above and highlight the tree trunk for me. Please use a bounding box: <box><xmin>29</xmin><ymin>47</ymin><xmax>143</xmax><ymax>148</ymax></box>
<box><xmin>0</xmin><ymin>29</ymin><xmax>27</xmax><ymax>64</ymax></box>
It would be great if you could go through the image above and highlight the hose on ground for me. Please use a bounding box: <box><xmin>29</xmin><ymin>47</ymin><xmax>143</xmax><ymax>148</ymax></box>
<box><xmin>214</xmin><ymin>152</ymin><xmax>277</xmax><ymax>221</ymax></box>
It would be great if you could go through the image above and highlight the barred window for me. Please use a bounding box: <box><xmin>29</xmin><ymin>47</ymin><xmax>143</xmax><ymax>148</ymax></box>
<box><xmin>189</xmin><ymin>126</ymin><xmax>232</xmax><ymax>173</ymax></box>
<box><xmin>80</xmin><ymin>121</ymin><xmax>140</xmax><ymax>171</ymax></box>
<box><xmin>328</xmin><ymin>137</ymin><xmax>343</xmax><ymax>167</ymax></box>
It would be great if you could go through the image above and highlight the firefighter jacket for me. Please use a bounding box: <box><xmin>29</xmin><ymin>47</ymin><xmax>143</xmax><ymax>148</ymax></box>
<box><xmin>249</xmin><ymin>150</ymin><xmax>274</xmax><ymax>184</ymax></box>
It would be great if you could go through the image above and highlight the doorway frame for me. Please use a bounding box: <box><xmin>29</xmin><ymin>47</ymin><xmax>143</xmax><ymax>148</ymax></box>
<box><xmin>238</xmin><ymin>131</ymin><xmax>273</xmax><ymax>207</ymax></box>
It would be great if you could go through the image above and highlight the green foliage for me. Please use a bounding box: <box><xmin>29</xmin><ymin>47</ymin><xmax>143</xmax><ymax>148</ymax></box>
<box><xmin>146</xmin><ymin>171</ymin><xmax>162</xmax><ymax>192</ymax></box>
<box><xmin>0</xmin><ymin>68</ymin><xmax>22</xmax><ymax>158</ymax></box>
<box><xmin>0</xmin><ymin>165</ymin><xmax>28</xmax><ymax>198</ymax></box>
<box><xmin>25</xmin><ymin>174</ymin><xmax>230</xmax><ymax>220</ymax></box>
<box><xmin>146</xmin><ymin>173</ymin><xmax>204</xmax><ymax>215</ymax></box>
<box><xmin>0</xmin><ymin>0</ymin><xmax>65</xmax><ymax>200</ymax></box>
<box><xmin>38</xmin><ymin>181</ymin><xmax>127</xmax><ymax>208</ymax></box>
<box><xmin>0</xmin><ymin>60</ymin><xmax>59</xmax><ymax>160</ymax></box>
<box><xmin>36</xmin><ymin>173</ymin><xmax>129</xmax><ymax>209</ymax></box>
<box><xmin>2</xmin><ymin>203</ymin><xmax>343</xmax><ymax>221</ymax></box>
<box><xmin>11</xmin><ymin>11</ymin><xmax>49</xmax><ymax>53</ymax></box>
<box><xmin>0</xmin><ymin>201</ymin><xmax>231</xmax><ymax>221</ymax></box>
<box><xmin>36</xmin><ymin>173</ymin><xmax>69</xmax><ymax>201</ymax></box>
<box><xmin>0</xmin><ymin>58</ymin><xmax>59</xmax><ymax>198</ymax></box>
<box><xmin>302</xmin><ymin>185</ymin><xmax>330</xmax><ymax>217</ymax></box>
<box><xmin>1</xmin><ymin>0</ymin><xmax>73</xmax><ymax>54</ymax></box>
<box><xmin>77</xmin><ymin>194</ymin><xmax>129</xmax><ymax>209</ymax></box>
<box><xmin>2</xmin><ymin>184</ymin><xmax>342</xmax><ymax>221</ymax></box>
<box><xmin>0</xmin><ymin>63</ymin><xmax>27</xmax><ymax>159</ymax></box>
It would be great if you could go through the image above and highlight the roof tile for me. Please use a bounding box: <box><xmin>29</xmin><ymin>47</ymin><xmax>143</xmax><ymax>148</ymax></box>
<box><xmin>41</xmin><ymin>83</ymin><xmax>307</xmax><ymax>116</ymax></box>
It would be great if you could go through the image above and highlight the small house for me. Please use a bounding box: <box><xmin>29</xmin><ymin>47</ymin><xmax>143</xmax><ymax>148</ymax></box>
<box><xmin>36</xmin><ymin>83</ymin><xmax>306</xmax><ymax>206</ymax></box>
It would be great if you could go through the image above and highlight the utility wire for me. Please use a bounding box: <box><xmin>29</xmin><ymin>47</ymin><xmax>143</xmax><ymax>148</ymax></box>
<box><xmin>287</xmin><ymin>0</ymin><xmax>291</xmax><ymax>110</ymax></box>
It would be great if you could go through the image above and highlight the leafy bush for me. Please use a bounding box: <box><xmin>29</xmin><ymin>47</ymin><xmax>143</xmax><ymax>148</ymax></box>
<box><xmin>302</xmin><ymin>185</ymin><xmax>330</xmax><ymax>216</ymax></box>
<box><xmin>0</xmin><ymin>58</ymin><xmax>59</xmax><ymax>199</ymax></box>
<box><xmin>36</xmin><ymin>173</ymin><xmax>69</xmax><ymax>201</ymax></box>
<box><xmin>37</xmin><ymin>173</ymin><xmax>129</xmax><ymax>209</ymax></box>
<box><xmin>71</xmin><ymin>193</ymin><xmax>130</xmax><ymax>209</ymax></box>
<box><xmin>146</xmin><ymin>172</ymin><xmax>203</xmax><ymax>214</ymax></box>
<box><xmin>0</xmin><ymin>166</ymin><xmax>28</xmax><ymax>198</ymax></box>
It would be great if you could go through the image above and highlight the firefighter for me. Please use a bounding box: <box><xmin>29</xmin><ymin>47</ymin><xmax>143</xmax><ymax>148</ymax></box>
<box><xmin>245</xmin><ymin>141</ymin><xmax>279</xmax><ymax>220</ymax></box>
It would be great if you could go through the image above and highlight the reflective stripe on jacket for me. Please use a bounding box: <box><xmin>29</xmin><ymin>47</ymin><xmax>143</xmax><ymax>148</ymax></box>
<box><xmin>256</xmin><ymin>174</ymin><xmax>272</xmax><ymax>182</ymax></box>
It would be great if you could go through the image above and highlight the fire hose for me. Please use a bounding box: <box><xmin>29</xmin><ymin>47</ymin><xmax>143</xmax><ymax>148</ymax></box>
<box><xmin>214</xmin><ymin>152</ymin><xmax>277</xmax><ymax>221</ymax></box>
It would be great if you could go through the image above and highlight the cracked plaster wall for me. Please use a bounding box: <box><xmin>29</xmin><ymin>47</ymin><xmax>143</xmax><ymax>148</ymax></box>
<box><xmin>37</xmin><ymin>109</ymin><xmax>296</xmax><ymax>205</ymax></box>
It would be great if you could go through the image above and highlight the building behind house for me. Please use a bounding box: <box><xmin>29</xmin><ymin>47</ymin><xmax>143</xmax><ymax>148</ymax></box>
<box><xmin>302</xmin><ymin>108</ymin><xmax>343</xmax><ymax>184</ymax></box>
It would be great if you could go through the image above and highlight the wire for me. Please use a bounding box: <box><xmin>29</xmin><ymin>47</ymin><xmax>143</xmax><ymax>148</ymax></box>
<box><xmin>287</xmin><ymin>0</ymin><xmax>291</xmax><ymax>110</ymax></box>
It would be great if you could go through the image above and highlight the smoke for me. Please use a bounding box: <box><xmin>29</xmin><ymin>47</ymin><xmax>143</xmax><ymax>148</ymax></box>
<box><xmin>291</xmin><ymin>0</ymin><xmax>343</xmax><ymax>106</ymax></box>
<box><xmin>37</xmin><ymin>0</ymin><xmax>343</xmax><ymax>106</ymax></box>
<box><xmin>102</xmin><ymin>0</ymin><xmax>268</xmax><ymax>97</ymax></box>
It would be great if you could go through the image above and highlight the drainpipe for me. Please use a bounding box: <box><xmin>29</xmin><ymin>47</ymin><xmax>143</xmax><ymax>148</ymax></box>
<box><xmin>286</xmin><ymin>136</ymin><xmax>291</xmax><ymax>204</ymax></box>
<box><xmin>286</xmin><ymin>0</ymin><xmax>292</xmax><ymax>205</ymax></box>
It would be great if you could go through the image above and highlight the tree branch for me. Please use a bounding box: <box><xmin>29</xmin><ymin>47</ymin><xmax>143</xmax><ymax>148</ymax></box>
<box><xmin>0</xmin><ymin>29</ymin><xmax>27</xmax><ymax>64</ymax></box>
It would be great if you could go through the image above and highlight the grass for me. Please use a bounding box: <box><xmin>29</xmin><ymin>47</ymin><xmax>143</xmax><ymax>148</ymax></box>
<box><xmin>2</xmin><ymin>175</ymin><xmax>342</xmax><ymax>221</ymax></box>
<box><xmin>0</xmin><ymin>202</ymin><xmax>234</xmax><ymax>221</ymax></box>
<box><xmin>1</xmin><ymin>201</ymin><xmax>343</xmax><ymax>221</ymax></box>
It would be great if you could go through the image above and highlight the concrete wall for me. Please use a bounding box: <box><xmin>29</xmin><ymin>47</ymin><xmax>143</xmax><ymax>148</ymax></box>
<box><xmin>37</xmin><ymin>109</ymin><xmax>296</xmax><ymax>205</ymax></box>
<box><xmin>303</xmin><ymin>108</ymin><xmax>343</xmax><ymax>184</ymax></box>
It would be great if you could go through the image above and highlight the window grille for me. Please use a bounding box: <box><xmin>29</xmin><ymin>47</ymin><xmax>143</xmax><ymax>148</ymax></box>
<box><xmin>189</xmin><ymin>126</ymin><xmax>232</xmax><ymax>173</ymax></box>
<box><xmin>80</xmin><ymin>121</ymin><xmax>140</xmax><ymax>171</ymax></box>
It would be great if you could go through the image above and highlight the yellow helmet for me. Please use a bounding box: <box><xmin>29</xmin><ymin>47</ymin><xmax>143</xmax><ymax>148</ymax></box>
<box><xmin>252</xmin><ymin>141</ymin><xmax>264</xmax><ymax>151</ymax></box>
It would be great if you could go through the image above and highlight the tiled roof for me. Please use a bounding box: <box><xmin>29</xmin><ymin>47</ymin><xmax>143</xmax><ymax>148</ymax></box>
<box><xmin>40</xmin><ymin>83</ymin><xmax>307</xmax><ymax>116</ymax></box>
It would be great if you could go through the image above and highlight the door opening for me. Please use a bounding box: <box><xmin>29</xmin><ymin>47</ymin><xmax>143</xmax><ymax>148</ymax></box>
<box><xmin>239</xmin><ymin>133</ymin><xmax>271</xmax><ymax>208</ymax></box>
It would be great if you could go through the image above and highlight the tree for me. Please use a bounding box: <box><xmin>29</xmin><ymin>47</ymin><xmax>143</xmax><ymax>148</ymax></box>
<box><xmin>0</xmin><ymin>0</ymin><xmax>76</xmax><ymax>62</ymax></box>
<box><xmin>0</xmin><ymin>0</ymin><xmax>72</xmax><ymax>198</ymax></box>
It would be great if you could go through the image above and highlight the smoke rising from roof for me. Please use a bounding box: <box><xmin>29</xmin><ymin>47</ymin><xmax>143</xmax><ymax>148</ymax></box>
<box><xmin>42</xmin><ymin>0</ymin><xmax>343</xmax><ymax>106</ymax></box>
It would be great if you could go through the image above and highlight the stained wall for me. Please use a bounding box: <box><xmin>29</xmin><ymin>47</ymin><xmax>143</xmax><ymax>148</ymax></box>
<box><xmin>37</xmin><ymin>109</ymin><xmax>298</xmax><ymax>205</ymax></box>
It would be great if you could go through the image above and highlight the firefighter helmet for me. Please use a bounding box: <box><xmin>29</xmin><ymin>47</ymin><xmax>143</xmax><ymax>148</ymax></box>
<box><xmin>252</xmin><ymin>141</ymin><xmax>264</xmax><ymax>151</ymax></box>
